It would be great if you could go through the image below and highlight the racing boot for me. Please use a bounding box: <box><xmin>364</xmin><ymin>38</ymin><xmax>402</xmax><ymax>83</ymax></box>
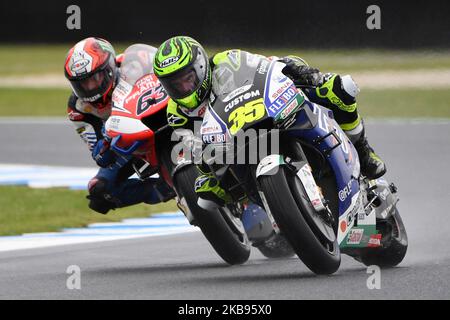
<box><xmin>86</xmin><ymin>177</ymin><xmax>117</xmax><ymax>214</ymax></box>
<box><xmin>344</xmin><ymin>119</ymin><xmax>386</xmax><ymax>180</ymax></box>
<box><xmin>354</xmin><ymin>136</ymin><xmax>386</xmax><ymax>180</ymax></box>
<box><xmin>194</xmin><ymin>173</ymin><xmax>232</xmax><ymax>211</ymax></box>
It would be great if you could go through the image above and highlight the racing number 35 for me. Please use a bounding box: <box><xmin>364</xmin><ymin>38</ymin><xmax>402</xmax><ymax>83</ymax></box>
<box><xmin>228</xmin><ymin>98</ymin><xmax>265</xmax><ymax>135</ymax></box>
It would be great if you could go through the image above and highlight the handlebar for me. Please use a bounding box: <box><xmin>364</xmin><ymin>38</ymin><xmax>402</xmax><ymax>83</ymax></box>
<box><xmin>110</xmin><ymin>135</ymin><xmax>144</xmax><ymax>156</ymax></box>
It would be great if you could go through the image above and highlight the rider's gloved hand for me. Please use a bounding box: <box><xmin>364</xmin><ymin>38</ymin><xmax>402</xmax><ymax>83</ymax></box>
<box><xmin>280</xmin><ymin>56</ymin><xmax>323</xmax><ymax>87</ymax></box>
<box><xmin>92</xmin><ymin>138</ymin><xmax>115</xmax><ymax>168</ymax></box>
<box><xmin>175</xmin><ymin>129</ymin><xmax>203</xmax><ymax>161</ymax></box>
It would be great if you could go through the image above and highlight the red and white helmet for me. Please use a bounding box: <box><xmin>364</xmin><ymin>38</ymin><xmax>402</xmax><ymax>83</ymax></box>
<box><xmin>64</xmin><ymin>37</ymin><xmax>117</xmax><ymax>103</ymax></box>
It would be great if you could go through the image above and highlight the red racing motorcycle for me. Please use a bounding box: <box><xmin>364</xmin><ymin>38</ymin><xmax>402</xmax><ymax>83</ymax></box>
<box><xmin>105</xmin><ymin>44</ymin><xmax>254</xmax><ymax>264</ymax></box>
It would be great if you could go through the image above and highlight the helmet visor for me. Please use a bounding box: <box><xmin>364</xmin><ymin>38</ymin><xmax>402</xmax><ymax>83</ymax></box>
<box><xmin>69</xmin><ymin>68</ymin><xmax>114</xmax><ymax>102</ymax></box>
<box><xmin>158</xmin><ymin>52</ymin><xmax>207</xmax><ymax>99</ymax></box>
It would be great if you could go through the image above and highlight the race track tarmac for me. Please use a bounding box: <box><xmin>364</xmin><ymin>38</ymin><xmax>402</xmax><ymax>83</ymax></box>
<box><xmin>0</xmin><ymin>119</ymin><xmax>449</xmax><ymax>299</ymax></box>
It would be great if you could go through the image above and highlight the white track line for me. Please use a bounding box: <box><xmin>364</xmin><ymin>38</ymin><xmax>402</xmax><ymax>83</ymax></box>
<box><xmin>0</xmin><ymin>212</ymin><xmax>199</xmax><ymax>252</ymax></box>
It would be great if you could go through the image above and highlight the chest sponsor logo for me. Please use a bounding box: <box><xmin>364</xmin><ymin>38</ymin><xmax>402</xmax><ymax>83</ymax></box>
<box><xmin>225</xmin><ymin>90</ymin><xmax>260</xmax><ymax>112</ymax></box>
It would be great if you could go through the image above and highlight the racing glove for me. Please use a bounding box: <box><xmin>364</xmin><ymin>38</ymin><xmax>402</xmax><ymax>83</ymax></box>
<box><xmin>92</xmin><ymin>138</ymin><xmax>116</xmax><ymax>168</ymax></box>
<box><xmin>280</xmin><ymin>56</ymin><xmax>323</xmax><ymax>87</ymax></box>
<box><xmin>175</xmin><ymin>128</ymin><xmax>203</xmax><ymax>162</ymax></box>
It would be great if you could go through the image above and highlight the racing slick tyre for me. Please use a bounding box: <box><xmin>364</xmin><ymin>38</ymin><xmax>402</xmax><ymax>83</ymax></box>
<box><xmin>173</xmin><ymin>165</ymin><xmax>251</xmax><ymax>265</ymax></box>
<box><xmin>259</xmin><ymin>166</ymin><xmax>341</xmax><ymax>274</ymax></box>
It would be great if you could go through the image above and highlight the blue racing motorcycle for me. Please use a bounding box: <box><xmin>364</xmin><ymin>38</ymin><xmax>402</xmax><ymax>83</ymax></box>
<box><xmin>199</xmin><ymin>52</ymin><xmax>408</xmax><ymax>274</ymax></box>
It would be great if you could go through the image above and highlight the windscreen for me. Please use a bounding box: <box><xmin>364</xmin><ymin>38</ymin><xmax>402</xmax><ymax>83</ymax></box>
<box><xmin>211</xmin><ymin>52</ymin><xmax>266</xmax><ymax>98</ymax></box>
<box><xmin>119</xmin><ymin>44</ymin><xmax>157</xmax><ymax>86</ymax></box>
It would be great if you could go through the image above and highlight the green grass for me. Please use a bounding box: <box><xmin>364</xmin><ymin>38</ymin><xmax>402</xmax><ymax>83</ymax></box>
<box><xmin>234</xmin><ymin>48</ymin><xmax>450</xmax><ymax>73</ymax></box>
<box><xmin>357</xmin><ymin>88</ymin><xmax>450</xmax><ymax>118</ymax></box>
<box><xmin>0</xmin><ymin>88</ymin><xmax>70</xmax><ymax>116</ymax></box>
<box><xmin>1</xmin><ymin>44</ymin><xmax>450</xmax><ymax>76</ymax></box>
<box><xmin>0</xmin><ymin>186</ymin><xmax>179</xmax><ymax>236</ymax></box>
<box><xmin>1</xmin><ymin>87</ymin><xmax>449</xmax><ymax>118</ymax></box>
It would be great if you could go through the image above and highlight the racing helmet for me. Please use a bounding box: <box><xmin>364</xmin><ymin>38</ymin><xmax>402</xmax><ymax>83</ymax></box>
<box><xmin>153</xmin><ymin>36</ymin><xmax>211</xmax><ymax>109</ymax></box>
<box><xmin>64</xmin><ymin>37</ymin><xmax>117</xmax><ymax>103</ymax></box>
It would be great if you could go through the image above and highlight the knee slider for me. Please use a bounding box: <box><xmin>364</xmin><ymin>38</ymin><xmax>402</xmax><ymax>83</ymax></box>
<box><xmin>341</xmin><ymin>75</ymin><xmax>360</xmax><ymax>99</ymax></box>
<box><xmin>317</xmin><ymin>74</ymin><xmax>358</xmax><ymax>112</ymax></box>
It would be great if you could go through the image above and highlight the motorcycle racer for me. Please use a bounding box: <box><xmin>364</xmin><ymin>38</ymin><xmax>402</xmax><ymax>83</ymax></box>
<box><xmin>153</xmin><ymin>36</ymin><xmax>386</xmax><ymax>207</ymax></box>
<box><xmin>64</xmin><ymin>37</ymin><xmax>173</xmax><ymax>214</ymax></box>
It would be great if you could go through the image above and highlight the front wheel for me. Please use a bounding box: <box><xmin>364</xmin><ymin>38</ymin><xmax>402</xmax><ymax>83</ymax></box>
<box><xmin>259</xmin><ymin>165</ymin><xmax>341</xmax><ymax>274</ymax></box>
<box><xmin>173</xmin><ymin>165</ymin><xmax>251</xmax><ymax>265</ymax></box>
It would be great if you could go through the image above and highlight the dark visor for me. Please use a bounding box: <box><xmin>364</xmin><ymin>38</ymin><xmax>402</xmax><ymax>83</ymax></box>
<box><xmin>158</xmin><ymin>67</ymin><xmax>201</xmax><ymax>99</ymax></box>
<box><xmin>69</xmin><ymin>68</ymin><xmax>114</xmax><ymax>102</ymax></box>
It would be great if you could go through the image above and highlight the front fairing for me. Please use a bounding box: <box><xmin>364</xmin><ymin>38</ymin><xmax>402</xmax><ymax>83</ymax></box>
<box><xmin>202</xmin><ymin>56</ymin><xmax>305</xmax><ymax>144</ymax></box>
<box><xmin>105</xmin><ymin>44</ymin><xmax>169</xmax><ymax>163</ymax></box>
<box><xmin>288</xmin><ymin>101</ymin><xmax>360</xmax><ymax>218</ymax></box>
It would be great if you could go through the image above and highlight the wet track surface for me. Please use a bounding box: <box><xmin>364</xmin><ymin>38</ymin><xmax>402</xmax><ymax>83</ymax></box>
<box><xmin>0</xmin><ymin>119</ymin><xmax>449</xmax><ymax>299</ymax></box>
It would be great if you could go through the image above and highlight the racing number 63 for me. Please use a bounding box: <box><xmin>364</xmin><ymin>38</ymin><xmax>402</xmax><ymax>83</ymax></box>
<box><xmin>228</xmin><ymin>98</ymin><xmax>265</xmax><ymax>135</ymax></box>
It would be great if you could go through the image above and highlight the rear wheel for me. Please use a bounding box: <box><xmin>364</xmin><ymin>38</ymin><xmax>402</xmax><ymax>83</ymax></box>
<box><xmin>259</xmin><ymin>165</ymin><xmax>340</xmax><ymax>274</ymax></box>
<box><xmin>174</xmin><ymin>165</ymin><xmax>251</xmax><ymax>265</ymax></box>
<box><xmin>359</xmin><ymin>208</ymin><xmax>408</xmax><ymax>267</ymax></box>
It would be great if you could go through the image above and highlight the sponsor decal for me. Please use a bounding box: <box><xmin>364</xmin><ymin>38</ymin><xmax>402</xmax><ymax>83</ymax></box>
<box><xmin>107</xmin><ymin>117</ymin><xmax>121</xmax><ymax>131</ymax></box>
<box><xmin>368</xmin><ymin>234</ymin><xmax>382</xmax><ymax>247</ymax></box>
<box><xmin>203</xmin><ymin>133</ymin><xmax>227</xmax><ymax>144</ymax></box>
<box><xmin>198</xmin><ymin>105</ymin><xmax>206</xmax><ymax>117</ymax></box>
<box><xmin>339</xmin><ymin>180</ymin><xmax>353</xmax><ymax>202</ymax></box>
<box><xmin>224</xmin><ymin>90</ymin><xmax>261</xmax><ymax>112</ymax></box>
<box><xmin>194</xmin><ymin>176</ymin><xmax>209</xmax><ymax>190</ymax></box>
<box><xmin>271</xmin><ymin>82</ymin><xmax>292</xmax><ymax>101</ymax></box>
<box><xmin>296</xmin><ymin>164</ymin><xmax>325</xmax><ymax>212</ymax></box>
<box><xmin>112</xmin><ymin>80</ymin><xmax>132</xmax><ymax>108</ymax></box>
<box><xmin>279</xmin><ymin>98</ymin><xmax>299</xmax><ymax>120</ymax></box>
<box><xmin>159</xmin><ymin>56</ymin><xmax>179</xmax><ymax>68</ymax></box>
<box><xmin>347</xmin><ymin>228</ymin><xmax>364</xmax><ymax>245</ymax></box>
<box><xmin>69</xmin><ymin>50</ymin><xmax>93</xmax><ymax>75</ymax></box>
<box><xmin>201</xmin><ymin>107</ymin><xmax>226</xmax><ymax>138</ymax></box>
<box><xmin>135</xmin><ymin>76</ymin><xmax>159</xmax><ymax>92</ymax></box>
<box><xmin>168</xmin><ymin>113</ymin><xmax>184</xmax><ymax>126</ymax></box>
<box><xmin>125</xmin><ymin>77</ymin><xmax>160</xmax><ymax>106</ymax></box>
<box><xmin>201</xmin><ymin>123</ymin><xmax>222</xmax><ymax>134</ymax></box>
<box><xmin>71</xmin><ymin>59</ymin><xmax>90</xmax><ymax>73</ymax></box>
<box><xmin>340</xmin><ymin>220</ymin><xmax>347</xmax><ymax>233</ymax></box>
<box><xmin>346</xmin><ymin>194</ymin><xmax>362</xmax><ymax>227</ymax></box>
<box><xmin>267</xmin><ymin>86</ymin><xmax>298</xmax><ymax>116</ymax></box>
<box><xmin>83</xmin><ymin>94</ymin><xmax>102</xmax><ymax>103</ymax></box>
<box><xmin>223</xmin><ymin>85</ymin><xmax>253</xmax><ymax>103</ymax></box>
<box><xmin>338</xmin><ymin>191</ymin><xmax>363</xmax><ymax>244</ymax></box>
